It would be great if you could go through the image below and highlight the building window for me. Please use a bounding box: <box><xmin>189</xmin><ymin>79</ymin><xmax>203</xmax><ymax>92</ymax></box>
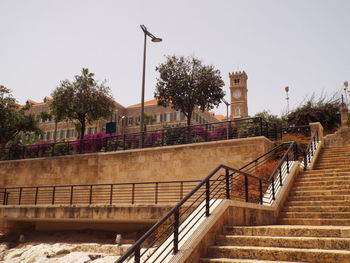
<box><xmin>234</xmin><ymin>78</ymin><xmax>240</xmax><ymax>85</ymax></box>
<box><xmin>176</xmin><ymin>112</ymin><xmax>181</xmax><ymax>121</ymax></box>
<box><xmin>156</xmin><ymin>114</ymin><xmax>161</xmax><ymax>123</ymax></box>
<box><xmin>234</xmin><ymin>106</ymin><xmax>241</xmax><ymax>117</ymax></box>
<box><xmin>166</xmin><ymin>113</ymin><xmax>171</xmax><ymax>122</ymax></box>
<box><xmin>128</xmin><ymin>117</ymin><xmax>133</xmax><ymax>126</ymax></box>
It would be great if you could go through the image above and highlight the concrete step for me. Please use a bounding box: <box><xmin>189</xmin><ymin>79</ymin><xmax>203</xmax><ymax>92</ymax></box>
<box><xmin>206</xmin><ymin>245</ymin><xmax>350</xmax><ymax>263</ymax></box>
<box><xmin>280</xmin><ymin>212</ymin><xmax>350</xmax><ymax>219</ymax></box>
<box><xmin>216</xmin><ymin>235</ymin><xmax>350</xmax><ymax>250</ymax></box>
<box><xmin>282</xmin><ymin>206</ymin><xmax>350</xmax><ymax>213</ymax></box>
<box><xmin>278</xmin><ymin>218</ymin><xmax>350</xmax><ymax>226</ymax></box>
<box><xmin>223</xmin><ymin>225</ymin><xmax>350</xmax><ymax>238</ymax></box>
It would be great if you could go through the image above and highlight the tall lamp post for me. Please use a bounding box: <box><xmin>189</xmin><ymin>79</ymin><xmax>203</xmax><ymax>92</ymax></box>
<box><xmin>139</xmin><ymin>24</ymin><xmax>162</xmax><ymax>148</ymax></box>
<box><xmin>344</xmin><ymin>81</ymin><xmax>349</xmax><ymax>109</ymax></box>
<box><xmin>285</xmin><ymin>86</ymin><xmax>290</xmax><ymax>114</ymax></box>
<box><xmin>221</xmin><ymin>97</ymin><xmax>230</xmax><ymax>140</ymax></box>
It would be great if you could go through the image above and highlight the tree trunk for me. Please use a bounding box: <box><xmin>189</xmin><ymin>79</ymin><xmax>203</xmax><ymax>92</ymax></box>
<box><xmin>53</xmin><ymin>121</ymin><xmax>58</xmax><ymax>142</ymax></box>
<box><xmin>186</xmin><ymin>111</ymin><xmax>192</xmax><ymax>143</ymax></box>
<box><xmin>79</xmin><ymin>120</ymin><xmax>86</xmax><ymax>154</ymax></box>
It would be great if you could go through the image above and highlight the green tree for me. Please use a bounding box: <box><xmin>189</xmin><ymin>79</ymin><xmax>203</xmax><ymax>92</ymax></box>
<box><xmin>155</xmin><ymin>56</ymin><xmax>225</xmax><ymax>126</ymax></box>
<box><xmin>254</xmin><ymin>110</ymin><xmax>285</xmax><ymax>126</ymax></box>
<box><xmin>0</xmin><ymin>85</ymin><xmax>41</xmax><ymax>148</ymax></box>
<box><xmin>50</xmin><ymin>68</ymin><xmax>116</xmax><ymax>145</ymax></box>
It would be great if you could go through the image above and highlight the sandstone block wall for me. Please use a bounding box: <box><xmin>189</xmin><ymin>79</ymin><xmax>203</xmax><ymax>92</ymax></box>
<box><xmin>0</xmin><ymin>137</ymin><xmax>274</xmax><ymax>188</ymax></box>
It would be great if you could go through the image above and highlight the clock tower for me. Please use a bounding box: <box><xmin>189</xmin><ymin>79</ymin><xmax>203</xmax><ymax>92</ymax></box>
<box><xmin>229</xmin><ymin>71</ymin><xmax>248</xmax><ymax>119</ymax></box>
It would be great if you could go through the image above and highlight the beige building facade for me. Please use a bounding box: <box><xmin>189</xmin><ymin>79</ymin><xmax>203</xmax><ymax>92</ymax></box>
<box><xmin>23</xmin><ymin>71</ymin><xmax>248</xmax><ymax>142</ymax></box>
<box><xmin>24</xmin><ymin>98</ymin><xmax>218</xmax><ymax>142</ymax></box>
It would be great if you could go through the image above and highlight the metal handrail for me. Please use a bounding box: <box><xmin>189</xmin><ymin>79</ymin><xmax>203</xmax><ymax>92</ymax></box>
<box><xmin>303</xmin><ymin>129</ymin><xmax>320</xmax><ymax>170</ymax></box>
<box><xmin>116</xmin><ymin>142</ymin><xmax>296</xmax><ymax>263</ymax></box>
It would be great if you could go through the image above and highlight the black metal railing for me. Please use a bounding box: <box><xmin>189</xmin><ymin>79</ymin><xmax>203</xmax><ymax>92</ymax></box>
<box><xmin>0</xmin><ymin>117</ymin><xmax>282</xmax><ymax>161</ymax></box>
<box><xmin>0</xmin><ymin>180</ymin><xmax>204</xmax><ymax>206</ymax></box>
<box><xmin>0</xmin><ymin>143</ymin><xmax>292</xmax><ymax>208</ymax></box>
<box><xmin>115</xmin><ymin>142</ymin><xmax>297</xmax><ymax>263</ymax></box>
<box><xmin>303</xmin><ymin>129</ymin><xmax>320</xmax><ymax>170</ymax></box>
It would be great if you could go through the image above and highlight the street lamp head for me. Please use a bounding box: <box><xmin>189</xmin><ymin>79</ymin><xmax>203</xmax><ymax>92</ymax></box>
<box><xmin>151</xmin><ymin>37</ymin><xmax>162</xmax><ymax>43</ymax></box>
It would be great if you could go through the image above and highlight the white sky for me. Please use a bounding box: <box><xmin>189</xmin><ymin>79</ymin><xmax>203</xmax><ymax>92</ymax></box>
<box><xmin>1</xmin><ymin>0</ymin><xmax>349</xmax><ymax>117</ymax></box>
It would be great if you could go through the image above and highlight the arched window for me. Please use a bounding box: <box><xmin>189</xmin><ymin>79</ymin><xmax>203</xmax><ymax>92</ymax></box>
<box><xmin>234</xmin><ymin>106</ymin><xmax>241</xmax><ymax>117</ymax></box>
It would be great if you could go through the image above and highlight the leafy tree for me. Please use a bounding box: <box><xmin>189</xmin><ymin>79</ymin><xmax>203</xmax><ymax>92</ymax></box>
<box><xmin>0</xmin><ymin>85</ymin><xmax>41</xmax><ymax>148</ymax></box>
<box><xmin>50</xmin><ymin>68</ymin><xmax>116</xmax><ymax>146</ymax></box>
<box><xmin>286</xmin><ymin>93</ymin><xmax>341</xmax><ymax>132</ymax></box>
<box><xmin>155</xmin><ymin>56</ymin><xmax>225</xmax><ymax>126</ymax></box>
<box><xmin>254</xmin><ymin>110</ymin><xmax>285</xmax><ymax>126</ymax></box>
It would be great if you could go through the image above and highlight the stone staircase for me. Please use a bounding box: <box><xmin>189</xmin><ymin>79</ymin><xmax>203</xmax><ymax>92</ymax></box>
<box><xmin>200</xmin><ymin>145</ymin><xmax>350</xmax><ymax>263</ymax></box>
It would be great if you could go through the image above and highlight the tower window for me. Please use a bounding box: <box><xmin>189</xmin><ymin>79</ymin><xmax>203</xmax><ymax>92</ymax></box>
<box><xmin>234</xmin><ymin>106</ymin><xmax>241</xmax><ymax>117</ymax></box>
<box><xmin>234</xmin><ymin>78</ymin><xmax>240</xmax><ymax>85</ymax></box>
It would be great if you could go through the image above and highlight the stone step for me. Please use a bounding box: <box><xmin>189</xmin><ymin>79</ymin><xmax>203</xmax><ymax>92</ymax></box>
<box><xmin>295</xmin><ymin>175</ymin><xmax>350</xmax><ymax>182</ymax></box>
<box><xmin>316</xmin><ymin>165</ymin><xmax>350</xmax><ymax>170</ymax></box>
<box><xmin>291</xmin><ymin>185</ymin><xmax>350</xmax><ymax>191</ymax></box>
<box><xmin>223</xmin><ymin>225</ymin><xmax>350</xmax><ymax>238</ymax></box>
<box><xmin>284</xmin><ymin>200</ymin><xmax>350</xmax><ymax>207</ymax></box>
<box><xmin>206</xmin><ymin>245</ymin><xmax>350</xmax><ymax>263</ymax></box>
<box><xmin>216</xmin><ymin>235</ymin><xmax>350</xmax><ymax>250</ymax></box>
<box><xmin>293</xmin><ymin>180</ymin><xmax>350</xmax><ymax>188</ymax></box>
<box><xmin>298</xmin><ymin>174</ymin><xmax>350</xmax><ymax>180</ymax></box>
<box><xmin>280</xmin><ymin>212</ymin><xmax>350</xmax><ymax>219</ymax></box>
<box><xmin>200</xmin><ymin>258</ymin><xmax>301</xmax><ymax>263</ymax></box>
<box><xmin>282</xmin><ymin>206</ymin><xmax>350</xmax><ymax>213</ymax></box>
<box><xmin>317</xmin><ymin>158</ymin><xmax>350</xmax><ymax>163</ymax></box>
<box><xmin>289</xmin><ymin>190</ymin><xmax>350</xmax><ymax>197</ymax></box>
<box><xmin>293</xmin><ymin>181</ymin><xmax>350</xmax><ymax>188</ymax></box>
<box><xmin>278</xmin><ymin>218</ymin><xmax>350</xmax><ymax>226</ymax></box>
<box><xmin>287</xmin><ymin>195</ymin><xmax>350</xmax><ymax>202</ymax></box>
<box><xmin>301</xmin><ymin>168</ymin><xmax>350</xmax><ymax>174</ymax></box>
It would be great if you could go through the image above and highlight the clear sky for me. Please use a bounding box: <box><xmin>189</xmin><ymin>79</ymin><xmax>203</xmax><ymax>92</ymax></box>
<box><xmin>1</xmin><ymin>0</ymin><xmax>349</xmax><ymax>117</ymax></box>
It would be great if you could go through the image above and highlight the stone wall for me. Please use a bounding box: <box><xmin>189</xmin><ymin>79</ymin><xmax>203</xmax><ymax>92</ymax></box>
<box><xmin>0</xmin><ymin>137</ymin><xmax>274</xmax><ymax>188</ymax></box>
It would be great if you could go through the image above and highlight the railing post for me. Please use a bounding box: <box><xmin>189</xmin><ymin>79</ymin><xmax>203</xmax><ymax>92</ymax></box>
<box><xmin>3</xmin><ymin>188</ymin><xmax>7</xmax><ymax>205</ymax></box>
<box><xmin>294</xmin><ymin>143</ymin><xmax>298</xmax><ymax>161</ymax></box>
<box><xmin>244</xmin><ymin>175</ymin><xmax>249</xmax><ymax>202</ymax></box>
<box><xmin>205</xmin><ymin>124</ymin><xmax>208</xmax><ymax>142</ymax></box>
<box><xmin>109</xmin><ymin>184</ymin><xmax>113</xmax><ymax>205</ymax></box>
<box><xmin>271</xmin><ymin>178</ymin><xmax>276</xmax><ymax>200</ymax></box>
<box><xmin>173</xmin><ymin>208</ymin><xmax>179</xmax><ymax>254</ymax></box>
<box><xmin>18</xmin><ymin>187</ymin><xmax>22</xmax><ymax>205</ymax></box>
<box><xmin>205</xmin><ymin>181</ymin><xmax>210</xmax><ymax>217</ymax></box>
<box><xmin>134</xmin><ymin>245</ymin><xmax>141</xmax><ymax>263</ymax></box>
<box><xmin>70</xmin><ymin>186</ymin><xmax>74</xmax><ymax>205</ymax></box>
<box><xmin>123</xmin><ymin>134</ymin><xmax>126</xmax><ymax>150</ymax></box>
<box><xmin>259</xmin><ymin>180</ymin><xmax>263</xmax><ymax>205</ymax></box>
<box><xmin>279</xmin><ymin>166</ymin><xmax>283</xmax><ymax>186</ymax></box>
<box><xmin>180</xmin><ymin>181</ymin><xmax>184</xmax><ymax>200</ymax></box>
<box><xmin>52</xmin><ymin>143</ymin><xmax>55</xmax><ymax>156</ymax></box>
<box><xmin>225</xmin><ymin>169</ymin><xmax>230</xmax><ymax>199</ymax></box>
<box><xmin>89</xmin><ymin>185</ymin><xmax>93</xmax><ymax>205</ymax></box>
<box><xmin>35</xmin><ymin>187</ymin><xmax>38</xmax><ymax>205</ymax></box>
<box><xmin>304</xmin><ymin>151</ymin><xmax>308</xmax><ymax>171</ymax></box>
<box><xmin>131</xmin><ymin>184</ymin><xmax>135</xmax><ymax>204</ymax></box>
<box><xmin>286</xmin><ymin>154</ymin><xmax>290</xmax><ymax>173</ymax></box>
<box><xmin>155</xmin><ymin>182</ymin><xmax>158</xmax><ymax>204</ymax></box>
<box><xmin>52</xmin><ymin>186</ymin><xmax>56</xmax><ymax>205</ymax></box>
